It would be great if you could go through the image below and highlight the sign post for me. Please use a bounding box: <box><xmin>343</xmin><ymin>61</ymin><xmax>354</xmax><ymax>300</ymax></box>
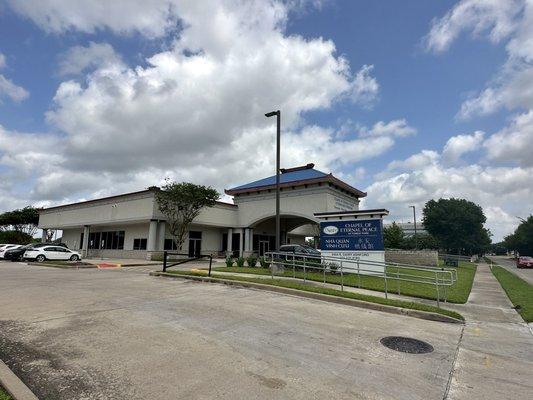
<box><xmin>314</xmin><ymin>209</ymin><xmax>389</xmax><ymax>274</ymax></box>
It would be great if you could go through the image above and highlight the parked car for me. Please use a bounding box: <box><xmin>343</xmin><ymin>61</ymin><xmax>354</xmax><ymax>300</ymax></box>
<box><xmin>4</xmin><ymin>244</ymin><xmax>33</xmax><ymax>261</ymax></box>
<box><xmin>279</xmin><ymin>244</ymin><xmax>321</xmax><ymax>256</ymax></box>
<box><xmin>0</xmin><ymin>244</ymin><xmax>21</xmax><ymax>259</ymax></box>
<box><xmin>31</xmin><ymin>242</ymin><xmax>69</xmax><ymax>249</ymax></box>
<box><xmin>517</xmin><ymin>256</ymin><xmax>533</xmax><ymax>268</ymax></box>
<box><xmin>23</xmin><ymin>246</ymin><xmax>81</xmax><ymax>262</ymax></box>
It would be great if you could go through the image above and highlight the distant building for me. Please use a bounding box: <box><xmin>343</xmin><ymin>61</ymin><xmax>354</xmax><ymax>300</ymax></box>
<box><xmin>384</xmin><ymin>222</ymin><xmax>427</xmax><ymax>237</ymax></box>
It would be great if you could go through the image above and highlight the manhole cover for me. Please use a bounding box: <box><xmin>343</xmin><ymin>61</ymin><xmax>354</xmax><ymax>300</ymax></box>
<box><xmin>380</xmin><ymin>336</ymin><xmax>434</xmax><ymax>354</ymax></box>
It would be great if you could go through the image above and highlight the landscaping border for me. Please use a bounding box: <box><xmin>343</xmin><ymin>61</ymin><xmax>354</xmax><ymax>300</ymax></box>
<box><xmin>0</xmin><ymin>359</ymin><xmax>38</xmax><ymax>400</ymax></box>
<box><xmin>150</xmin><ymin>271</ymin><xmax>464</xmax><ymax>324</ymax></box>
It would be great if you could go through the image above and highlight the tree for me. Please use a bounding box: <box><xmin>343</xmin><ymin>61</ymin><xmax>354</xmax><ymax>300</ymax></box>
<box><xmin>402</xmin><ymin>233</ymin><xmax>440</xmax><ymax>250</ymax></box>
<box><xmin>0</xmin><ymin>230</ymin><xmax>33</xmax><ymax>244</ymax></box>
<box><xmin>0</xmin><ymin>206</ymin><xmax>40</xmax><ymax>236</ymax></box>
<box><xmin>423</xmin><ymin>198</ymin><xmax>491</xmax><ymax>255</ymax></box>
<box><xmin>383</xmin><ymin>222</ymin><xmax>405</xmax><ymax>248</ymax></box>
<box><xmin>504</xmin><ymin>215</ymin><xmax>533</xmax><ymax>256</ymax></box>
<box><xmin>154</xmin><ymin>181</ymin><xmax>219</xmax><ymax>251</ymax></box>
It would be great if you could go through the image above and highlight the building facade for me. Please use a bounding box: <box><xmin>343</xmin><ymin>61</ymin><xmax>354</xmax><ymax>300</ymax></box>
<box><xmin>38</xmin><ymin>164</ymin><xmax>367</xmax><ymax>259</ymax></box>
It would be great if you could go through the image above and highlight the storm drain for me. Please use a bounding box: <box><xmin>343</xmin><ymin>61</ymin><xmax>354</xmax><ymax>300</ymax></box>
<box><xmin>380</xmin><ymin>336</ymin><xmax>434</xmax><ymax>354</ymax></box>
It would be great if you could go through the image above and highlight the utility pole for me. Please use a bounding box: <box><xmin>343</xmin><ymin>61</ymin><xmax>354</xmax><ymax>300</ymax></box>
<box><xmin>265</xmin><ymin>110</ymin><xmax>281</xmax><ymax>251</ymax></box>
<box><xmin>409</xmin><ymin>205</ymin><xmax>417</xmax><ymax>249</ymax></box>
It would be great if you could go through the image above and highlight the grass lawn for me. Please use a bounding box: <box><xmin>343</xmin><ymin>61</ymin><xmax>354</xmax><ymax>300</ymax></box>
<box><xmin>491</xmin><ymin>265</ymin><xmax>533</xmax><ymax>323</ymax></box>
<box><xmin>0</xmin><ymin>386</ymin><xmax>12</xmax><ymax>400</ymax></box>
<box><xmin>210</xmin><ymin>261</ymin><xmax>477</xmax><ymax>303</ymax></box>
<box><xmin>165</xmin><ymin>270</ymin><xmax>463</xmax><ymax>321</ymax></box>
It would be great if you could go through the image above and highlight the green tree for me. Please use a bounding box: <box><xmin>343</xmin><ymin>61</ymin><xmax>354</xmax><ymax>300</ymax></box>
<box><xmin>0</xmin><ymin>206</ymin><xmax>40</xmax><ymax>236</ymax></box>
<box><xmin>383</xmin><ymin>222</ymin><xmax>405</xmax><ymax>248</ymax></box>
<box><xmin>402</xmin><ymin>233</ymin><xmax>440</xmax><ymax>250</ymax></box>
<box><xmin>423</xmin><ymin>198</ymin><xmax>491</xmax><ymax>255</ymax></box>
<box><xmin>504</xmin><ymin>215</ymin><xmax>533</xmax><ymax>256</ymax></box>
<box><xmin>0</xmin><ymin>230</ymin><xmax>33</xmax><ymax>244</ymax></box>
<box><xmin>154</xmin><ymin>181</ymin><xmax>219</xmax><ymax>251</ymax></box>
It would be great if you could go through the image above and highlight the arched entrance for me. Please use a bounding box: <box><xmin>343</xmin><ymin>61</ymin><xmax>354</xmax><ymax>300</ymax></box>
<box><xmin>249</xmin><ymin>214</ymin><xmax>319</xmax><ymax>256</ymax></box>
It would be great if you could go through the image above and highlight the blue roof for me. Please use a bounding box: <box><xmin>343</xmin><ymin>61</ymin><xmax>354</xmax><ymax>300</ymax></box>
<box><xmin>229</xmin><ymin>167</ymin><xmax>328</xmax><ymax>191</ymax></box>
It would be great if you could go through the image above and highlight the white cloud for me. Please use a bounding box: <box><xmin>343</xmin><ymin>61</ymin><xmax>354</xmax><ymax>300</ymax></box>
<box><xmin>0</xmin><ymin>0</ymin><xmax>392</xmax><ymax>210</ymax></box>
<box><xmin>366</xmin><ymin>149</ymin><xmax>533</xmax><ymax>241</ymax></box>
<box><xmin>350</xmin><ymin>64</ymin><xmax>379</xmax><ymax>107</ymax></box>
<box><xmin>57</xmin><ymin>42</ymin><xmax>123</xmax><ymax>76</ymax></box>
<box><xmin>428</xmin><ymin>0</ymin><xmax>533</xmax><ymax>169</ymax></box>
<box><xmin>0</xmin><ymin>74</ymin><xmax>29</xmax><ymax>103</ymax></box>
<box><xmin>5</xmin><ymin>0</ymin><xmax>182</xmax><ymax>39</ymax></box>
<box><xmin>0</xmin><ymin>51</ymin><xmax>29</xmax><ymax>103</ymax></box>
<box><xmin>424</xmin><ymin>0</ymin><xmax>523</xmax><ymax>53</ymax></box>
<box><xmin>358</xmin><ymin>118</ymin><xmax>416</xmax><ymax>138</ymax></box>
<box><xmin>442</xmin><ymin>130</ymin><xmax>485</xmax><ymax>163</ymax></box>
<box><xmin>483</xmin><ymin>110</ymin><xmax>533</xmax><ymax>166</ymax></box>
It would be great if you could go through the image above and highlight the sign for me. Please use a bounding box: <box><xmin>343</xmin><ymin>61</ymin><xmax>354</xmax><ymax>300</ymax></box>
<box><xmin>319</xmin><ymin>220</ymin><xmax>384</xmax><ymax>251</ymax></box>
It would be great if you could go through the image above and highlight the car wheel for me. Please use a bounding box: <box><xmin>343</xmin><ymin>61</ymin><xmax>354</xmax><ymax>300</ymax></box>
<box><xmin>70</xmin><ymin>255</ymin><xmax>79</xmax><ymax>262</ymax></box>
<box><xmin>36</xmin><ymin>255</ymin><xmax>46</xmax><ymax>263</ymax></box>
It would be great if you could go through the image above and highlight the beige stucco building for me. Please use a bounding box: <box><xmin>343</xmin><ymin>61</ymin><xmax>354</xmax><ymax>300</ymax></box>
<box><xmin>38</xmin><ymin>164</ymin><xmax>367</xmax><ymax>259</ymax></box>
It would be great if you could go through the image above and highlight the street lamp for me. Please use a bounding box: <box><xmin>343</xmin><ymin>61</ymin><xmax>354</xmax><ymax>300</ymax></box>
<box><xmin>409</xmin><ymin>205</ymin><xmax>417</xmax><ymax>249</ymax></box>
<box><xmin>265</xmin><ymin>110</ymin><xmax>281</xmax><ymax>251</ymax></box>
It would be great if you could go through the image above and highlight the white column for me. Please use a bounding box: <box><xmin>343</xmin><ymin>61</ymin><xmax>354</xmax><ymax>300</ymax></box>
<box><xmin>157</xmin><ymin>221</ymin><xmax>166</xmax><ymax>251</ymax></box>
<box><xmin>41</xmin><ymin>229</ymin><xmax>47</xmax><ymax>243</ymax></box>
<box><xmin>226</xmin><ymin>228</ymin><xmax>233</xmax><ymax>256</ymax></box>
<box><xmin>237</xmin><ymin>228</ymin><xmax>244</xmax><ymax>257</ymax></box>
<box><xmin>82</xmin><ymin>225</ymin><xmax>90</xmax><ymax>258</ymax></box>
<box><xmin>147</xmin><ymin>219</ymin><xmax>158</xmax><ymax>252</ymax></box>
<box><xmin>249</xmin><ymin>228</ymin><xmax>254</xmax><ymax>253</ymax></box>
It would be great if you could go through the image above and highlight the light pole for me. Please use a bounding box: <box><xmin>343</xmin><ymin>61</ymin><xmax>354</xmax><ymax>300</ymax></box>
<box><xmin>409</xmin><ymin>205</ymin><xmax>417</xmax><ymax>249</ymax></box>
<box><xmin>265</xmin><ymin>110</ymin><xmax>281</xmax><ymax>251</ymax></box>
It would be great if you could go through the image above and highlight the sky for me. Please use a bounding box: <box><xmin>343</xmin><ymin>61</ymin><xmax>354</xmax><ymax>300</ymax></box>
<box><xmin>0</xmin><ymin>0</ymin><xmax>531</xmax><ymax>242</ymax></box>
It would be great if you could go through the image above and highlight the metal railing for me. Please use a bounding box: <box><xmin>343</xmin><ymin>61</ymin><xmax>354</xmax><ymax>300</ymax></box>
<box><xmin>162</xmin><ymin>252</ymin><xmax>213</xmax><ymax>276</ymax></box>
<box><xmin>265</xmin><ymin>251</ymin><xmax>457</xmax><ymax>307</ymax></box>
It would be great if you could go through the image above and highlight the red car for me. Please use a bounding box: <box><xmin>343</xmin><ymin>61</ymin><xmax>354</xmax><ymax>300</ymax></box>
<box><xmin>517</xmin><ymin>256</ymin><xmax>533</xmax><ymax>268</ymax></box>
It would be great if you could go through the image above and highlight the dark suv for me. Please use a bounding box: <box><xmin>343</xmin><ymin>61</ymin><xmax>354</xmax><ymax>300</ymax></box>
<box><xmin>279</xmin><ymin>244</ymin><xmax>320</xmax><ymax>256</ymax></box>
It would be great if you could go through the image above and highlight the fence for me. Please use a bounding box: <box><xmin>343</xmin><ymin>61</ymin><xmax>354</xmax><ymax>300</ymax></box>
<box><xmin>265</xmin><ymin>251</ymin><xmax>457</xmax><ymax>307</ymax></box>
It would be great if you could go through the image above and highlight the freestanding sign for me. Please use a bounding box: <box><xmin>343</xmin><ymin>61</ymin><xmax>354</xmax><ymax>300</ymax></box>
<box><xmin>315</xmin><ymin>210</ymin><xmax>389</xmax><ymax>274</ymax></box>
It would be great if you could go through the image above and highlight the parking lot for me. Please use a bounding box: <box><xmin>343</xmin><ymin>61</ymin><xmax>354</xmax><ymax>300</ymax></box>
<box><xmin>0</xmin><ymin>261</ymin><xmax>464</xmax><ymax>400</ymax></box>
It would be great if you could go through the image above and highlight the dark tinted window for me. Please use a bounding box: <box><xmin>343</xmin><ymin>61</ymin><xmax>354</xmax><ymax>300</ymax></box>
<box><xmin>133</xmin><ymin>238</ymin><xmax>147</xmax><ymax>250</ymax></box>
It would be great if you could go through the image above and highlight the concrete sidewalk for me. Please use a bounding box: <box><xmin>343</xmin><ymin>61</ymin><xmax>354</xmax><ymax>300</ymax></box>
<box><xmin>445</xmin><ymin>263</ymin><xmax>533</xmax><ymax>399</ymax></box>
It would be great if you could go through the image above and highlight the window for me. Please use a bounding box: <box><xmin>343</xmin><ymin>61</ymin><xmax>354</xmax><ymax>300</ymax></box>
<box><xmin>164</xmin><ymin>239</ymin><xmax>178</xmax><ymax>250</ymax></box>
<box><xmin>133</xmin><ymin>238</ymin><xmax>147</xmax><ymax>250</ymax></box>
<box><xmin>86</xmin><ymin>230</ymin><xmax>125</xmax><ymax>250</ymax></box>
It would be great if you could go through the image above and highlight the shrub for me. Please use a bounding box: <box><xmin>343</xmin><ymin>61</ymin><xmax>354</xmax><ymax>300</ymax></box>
<box><xmin>225</xmin><ymin>257</ymin><xmax>234</xmax><ymax>268</ymax></box>
<box><xmin>246</xmin><ymin>255</ymin><xmax>257</xmax><ymax>268</ymax></box>
<box><xmin>236</xmin><ymin>256</ymin><xmax>245</xmax><ymax>268</ymax></box>
<box><xmin>259</xmin><ymin>256</ymin><xmax>269</xmax><ymax>268</ymax></box>
<box><xmin>0</xmin><ymin>230</ymin><xmax>33</xmax><ymax>244</ymax></box>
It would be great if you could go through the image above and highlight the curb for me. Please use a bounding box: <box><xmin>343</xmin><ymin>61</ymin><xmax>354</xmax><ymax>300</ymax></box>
<box><xmin>26</xmin><ymin>262</ymin><xmax>96</xmax><ymax>269</ymax></box>
<box><xmin>0</xmin><ymin>359</ymin><xmax>38</xmax><ymax>400</ymax></box>
<box><xmin>150</xmin><ymin>272</ymin><xmax>463</xmax><ymax>324</ymax></box>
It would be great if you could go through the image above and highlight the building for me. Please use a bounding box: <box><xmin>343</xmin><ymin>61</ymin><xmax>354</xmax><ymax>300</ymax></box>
<box><xmin>38</xmin><ymin>163</ymin><xmax>368</xmax><ymax>259</ymax></box>
<box><xmin>384</xmin><ymin>222</ymin><xmax>427</xmax><ymax>237</ymax></box>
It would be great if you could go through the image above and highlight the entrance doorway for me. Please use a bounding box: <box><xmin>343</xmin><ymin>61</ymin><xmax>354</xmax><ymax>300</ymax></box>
<box><xmin>259</xmin><ymin>240</ymin><xmax>269</xmax><ymax>256</ymax></box>
<box><xmin>188</xmin><ymin>231</ymin><xmax>202</xmax><ymax>257</ymax></box>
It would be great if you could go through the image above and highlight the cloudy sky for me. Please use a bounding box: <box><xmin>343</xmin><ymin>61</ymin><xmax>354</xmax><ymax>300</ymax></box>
<box><xmin>0</xmin><ymin>0</ymin><xmax>531</xmax><ymax>241</ymax></box>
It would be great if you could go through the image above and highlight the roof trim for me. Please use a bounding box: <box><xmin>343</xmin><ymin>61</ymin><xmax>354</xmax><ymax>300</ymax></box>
<box><xmin>314</xmin><ymin>208</ymin><xmax>389</xmax><ymax>217</ymax></box>
<box><xmin>280</xmin><ymin>163</ymin><xmax>314</xmax><ymax>174</ymax></box>
<box><xmin>40</xmin><ymin>188</ymin><xmax>237</xmax><ymax>213</ymax></box>
<box><xmin>225</xmin><ymin>174</ymin><xmax>367</xmax><ymax>197</ymax></box>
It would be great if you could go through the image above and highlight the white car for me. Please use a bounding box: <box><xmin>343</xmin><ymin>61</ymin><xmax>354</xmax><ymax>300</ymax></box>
<box><xmin>0</xmin><ymin>244</ymin><xmax>20</xmax><ymax>259</ymax></box>
<box><xmin>24</xmin><ymin>246</ymin><xmax>81</xmax><ymax>262</ymax></box>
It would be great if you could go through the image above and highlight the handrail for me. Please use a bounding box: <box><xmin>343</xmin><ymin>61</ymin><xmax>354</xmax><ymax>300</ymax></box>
<box><xmin>162</xmin><ymin>251</ymin><xmax>213</xmax><ymax>276</ymax></box>
<box><xmin>264</xmin><ymin>251</ymin><xmax>457</xmax><ymax>307</ymax></box>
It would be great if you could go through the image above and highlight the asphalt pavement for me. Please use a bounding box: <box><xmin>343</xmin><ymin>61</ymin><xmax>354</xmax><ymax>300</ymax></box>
<box><xmin>487</xmin><ymin>256</ymin><xmax>533</xmax><ymax>285</ymax></box>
